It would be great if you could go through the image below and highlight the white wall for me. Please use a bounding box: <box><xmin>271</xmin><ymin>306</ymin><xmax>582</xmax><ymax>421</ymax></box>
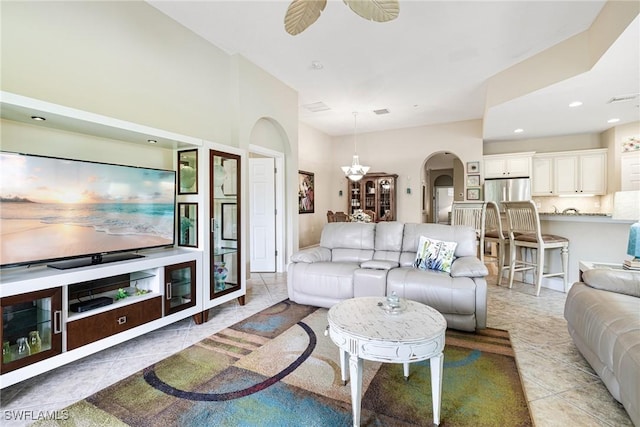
<box><xmin>1</xmin><ymin>1</ymin><xmax>301</xmax><ymax>263</ymax></box>
<box><xmin>331</xmin><ymin>119</ymin><xmax>484</xmax><ymax>223</ymax></box>
<box><xmin>298</xmin><ymin>123</ymin><xmax>333</xmax><ymax>248</ymax></box>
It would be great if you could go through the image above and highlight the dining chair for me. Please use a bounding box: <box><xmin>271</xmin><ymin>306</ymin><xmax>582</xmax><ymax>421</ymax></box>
<box><xmin>502</xmin><ymin>200</ymin><xmax>569</xmax><ymax>296</ymax></box>
<box><xmin>326</xmin><ymin>210</ymin><xmax>336</xmax><ymax>223</ymax></box>
<box><xmin>451</xmin><ymin>201</ymin><xmax>487</xmax><ymax>261</ymax></box>
<box><xmin>483</xmin><ymin>201</ymin><xmax>509</xmax><ymax>285</ymax></box>
<box><xmin>333</xmin><ymin>211</ymin><xmax>349</xmax><ymax>222</ymax></box>
<box><xmin>363</xmin><ymin>209</ymin><xmax>376</xmax><ymax>222</ymax></box>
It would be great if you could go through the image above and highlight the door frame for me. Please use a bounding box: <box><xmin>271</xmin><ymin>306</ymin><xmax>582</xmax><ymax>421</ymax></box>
<box><xmin>248</xmin><ymin>145</ymin><xmax>286</xmax><ymax>273</ymax></box>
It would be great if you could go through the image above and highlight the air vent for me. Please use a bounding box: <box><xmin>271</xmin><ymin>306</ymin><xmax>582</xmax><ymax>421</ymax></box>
<box><xmin>302</xmin><ymin>102</ymin><xmax>331</xmax><ymax>113</ymax></box>
<box><xmin>607</xmin><ymin>93</ymin><xmax>639</xmax><ymax>104</ymax></box>
<box><xmin>373</xmin><ymin>108</ymin><xmax>390</xmax><ymax>115</ymax></box>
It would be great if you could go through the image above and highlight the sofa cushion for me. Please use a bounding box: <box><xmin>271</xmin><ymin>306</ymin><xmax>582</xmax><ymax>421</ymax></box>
<box><xmin>361</xmin><ymin>260</ymin><xmax>399</xmax><ymax>270</ymax></box>
<box><xmin>290</xmin><ymin>246</ymin><xmax>331</xmax><ymax>263</ymax></box>
<box><xmin>399</xmin><ymin>223</ymin><xmax>476</xmax><ymax>267</ymax></box>
<box><xmin>387</xmin><ymin>267</ymin><xmax>477</xmax><ymax>316</ymax></box>
<box><xmin>320</xmin><ymin>222</ymin><xmax>375</xmax><ymax>250</ymax></box>
<box><xmin>450</xmin><ymin>256</ymin><xmax>489</xmax><ymax>278</ymax></box>
<box><xmin>319</xmin><ymin>222</ymin><xmax>376</xmax><ymax>263</ymax></box>
<box><xmin>414</xmin><ymin>235</ymin><xmax>457</xmax><ymax>273</ymax></box>
<box><xmin>583</xmin><ymin>268</ymin><xmax>640</xmax><ymax>298</ymax></box>
<box><xmin>564</xmin><ymin>281</ymin><xmax>640</xmax><ymax>425</ymax></box>
<box><xmin>372</xmin><ymin>221</ymin><xmax>405</xmax><ymax>262</ymax></box>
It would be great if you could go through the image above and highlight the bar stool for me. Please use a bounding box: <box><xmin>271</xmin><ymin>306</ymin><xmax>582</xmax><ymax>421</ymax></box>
<box><xmin>451</xmin><ymin>201</ymin><xmax>487</xmax><ymax>261</ymax></box>
<box><xmin>484</xmin><ymin>201</ymin><xmax>509</xmax><ymax>285</ymax></box>
<box><xmin>503</xmin><ymin>200</ymin><xmax>569</xmax><ymax>296</ymax></box>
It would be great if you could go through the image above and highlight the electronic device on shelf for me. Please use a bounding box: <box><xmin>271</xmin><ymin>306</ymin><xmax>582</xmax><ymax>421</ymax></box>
<box><xmin>70</xmin><ymin>296</ymin><xmax>113</xmax><ymax>313</ymax></box>
<box><xmin>0</xmin><ymin>151</ymin><xmax>176</xmax><ymax>270</ymax></box>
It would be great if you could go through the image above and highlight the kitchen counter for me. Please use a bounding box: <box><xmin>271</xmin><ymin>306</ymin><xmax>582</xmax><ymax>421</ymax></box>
<box><xmin>535</xmin><ymin>215</ymin><xmax>633</xmax><ymax>290</ymax></box>
<box><xmin>538</xmin><ymin>213</ymin><xmax>633</xmax><ymax>223</ymax></box>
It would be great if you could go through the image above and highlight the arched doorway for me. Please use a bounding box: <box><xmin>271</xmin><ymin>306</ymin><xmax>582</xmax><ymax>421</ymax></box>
<box><xmin>421</xmin><ymin>152</ymin><xmax>464</xmax><ymax>223</ymax></box>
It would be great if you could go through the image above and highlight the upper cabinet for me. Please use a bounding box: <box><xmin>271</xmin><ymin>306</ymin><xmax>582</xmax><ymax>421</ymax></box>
<box><xmin>531</xmin><ymin>155</ymin><xmax>554</xmax><ymax>195</ymax></box>
<box><xmin>532</xmin><ymin>149</ymin><xmax>607</xmax><ymax>196</ymax></box>
<box><xmin>554</xmin><ymin>149</ymin><xmax>607</xmax><ymax>195</ymax></box>
<box><xmin>483</xmin><ymin>153</ymin><xmax>534</xmax><ymax>179</ymax></box>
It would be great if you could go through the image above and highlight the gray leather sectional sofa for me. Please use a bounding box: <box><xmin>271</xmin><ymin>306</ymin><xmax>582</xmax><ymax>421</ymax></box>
<box><xmin>564</xmin><ymin>268</ymin><xmax>640</xmax><ymax>426</ymax></box>
<box><xmin>287</xmin><ymin>221</ymin><xmax>489</xmax><ymax>331</ymax></box>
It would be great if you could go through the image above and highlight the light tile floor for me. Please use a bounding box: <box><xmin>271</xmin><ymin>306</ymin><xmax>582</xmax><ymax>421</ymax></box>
<box><xmin>0</xmin><ymin>272</ymin><xmax>633</xmax><ymax>426</ymax></box>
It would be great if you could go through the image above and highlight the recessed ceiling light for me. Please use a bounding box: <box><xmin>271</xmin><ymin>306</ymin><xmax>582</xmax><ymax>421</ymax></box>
<box><xmin>514</xmin><ymin>128</ymin><xmax>524</xmax><ymax>133</ymax></box>
<box><xmin>31</xmin><ymin>116</ymin><xmax>46</xmax><ymax>121</ymax></box>
<box><xmin>607</xmin><ymin>118</ymin><xmax>620</xmax><ymax>124</ymax></box>
<box><xmin>147</xmin><ymin>139</ymin><xmax>157</xmax><ymax>144</ymax></box>
<box><xmin>568</xmin><ymin>101</ymin><xmax>583</xmax><ymax>107</ymax></box>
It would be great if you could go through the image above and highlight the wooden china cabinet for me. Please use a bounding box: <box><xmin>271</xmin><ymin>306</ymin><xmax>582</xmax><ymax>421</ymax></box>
<box><xmin>347</xmin><ymin>173</ymin><xmax>398</xmax><ymax>222</ymax></box>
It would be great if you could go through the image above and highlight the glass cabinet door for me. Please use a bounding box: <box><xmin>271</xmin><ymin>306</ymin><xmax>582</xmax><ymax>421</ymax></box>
<box><xmin>164</xmin><ymin>261</ymin><xmax>196</xmax><ymax>315</ymax></box>
<box><xmin>1</xmin><ymin>287</ymin><xmax>62</xmax><ymax>373</ymax></box>
<box><xmin>378</xmin><ymin>178</ymin><xmax>394</xmax><ymax>221</ymax></box>
<box><xmin>210</xmin><ymin>150</ymin><xmax>240</xmax><ymax>299</ymax></box>
<box><xmin>363</xmin><ymin>179</ymin><xmax>376</xmax><ymax>212</ymax></box>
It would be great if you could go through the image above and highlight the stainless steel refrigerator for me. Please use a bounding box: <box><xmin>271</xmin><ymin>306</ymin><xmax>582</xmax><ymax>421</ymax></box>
<box><xmin>484</xmin><ymin>177</ymin><xmax>531</xmax><ymax>205</ymax></box>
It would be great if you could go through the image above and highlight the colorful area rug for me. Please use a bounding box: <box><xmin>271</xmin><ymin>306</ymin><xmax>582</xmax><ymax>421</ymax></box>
<box><xmin>41</xmin><ymin>300</ymin><xmax>532</xmax><ymax>426</ymax></box>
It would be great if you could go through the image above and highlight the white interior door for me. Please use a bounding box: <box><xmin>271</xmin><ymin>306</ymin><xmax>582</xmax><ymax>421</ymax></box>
<box><xmin>249</xmin><ymin>157</ymin><xmax>276</xmax><ymax>272</ymax></box>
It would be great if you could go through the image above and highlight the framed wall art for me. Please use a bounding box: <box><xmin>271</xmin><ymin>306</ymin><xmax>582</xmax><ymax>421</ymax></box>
<box><xmin>466</xmin><ymin>175</ymin><xmax>480</xmax><ymax>187</ymax></box>
<box><xmin>466</xmin><ymin>188</ymin><xmax>481</xmax><ymax>201</ymax></box>
<box><xmin>298</xmin><ymin>170</ymin><xmax>315</xmax><ymax>214</ymax></box>
<box><xmin>178</xmin><ymin>149</ymin><xmax>198</xmax><ymax>194</ymax></box>
<box><xmin>466</xmin><ymin>161</ymin><xmax>480</xmax><ymax>174</ymax></box>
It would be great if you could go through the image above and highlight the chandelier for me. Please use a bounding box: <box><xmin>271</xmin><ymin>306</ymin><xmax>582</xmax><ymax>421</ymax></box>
<box><xmin>341</xmin><ymin>112</ymin><xmax>370</xmax><ymax>181</ymax></box>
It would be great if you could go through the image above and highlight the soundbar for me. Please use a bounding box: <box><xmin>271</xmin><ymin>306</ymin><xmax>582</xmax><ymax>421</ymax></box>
<box><xmin>70</xmin><ymin>296</ymin><xmax>113</xmax><ymax>313</ymax></box>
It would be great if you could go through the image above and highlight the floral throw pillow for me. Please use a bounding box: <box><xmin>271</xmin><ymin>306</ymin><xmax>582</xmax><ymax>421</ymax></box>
<box><xmin>413</xmin><ymin>236</ymin><xmax>457</xmax><ymax>273</ymax></box>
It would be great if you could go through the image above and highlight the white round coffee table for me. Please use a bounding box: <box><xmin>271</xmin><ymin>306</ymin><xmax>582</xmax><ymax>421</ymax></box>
<box><xmin>327</xmin><ymin>296</ymin><xmax>447</xmax><ymax>426</ymax></box>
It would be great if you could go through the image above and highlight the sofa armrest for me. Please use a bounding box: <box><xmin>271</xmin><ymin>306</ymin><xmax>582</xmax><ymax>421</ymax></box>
<box><xmin>582</xmin><ymin>268</ymin><xmax>640</xmax><ymax>297</ymax></box>
<box><xmin>450</xmin><ymin>256</ymin><xmax>489</xmax><ymax>278</ymax></box>
<box><xmin>361</xmin><ymin>260</ymin><xmax>399</xmax><ymax>270</ymax></box>
<box><xmin>290</xmin><ymin>247</ymin><xmax>331</xmax><ymax>263</ymax></box>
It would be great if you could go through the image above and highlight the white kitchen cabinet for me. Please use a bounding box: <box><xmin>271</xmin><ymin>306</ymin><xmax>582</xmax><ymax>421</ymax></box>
<box><xmin>554</xmin><ymin>149</ymin><xmax>606</xmax><ymax>195</ymax></box>
<box><xmin>532</xmin><ymin>156</ymin><xmax>554</xmax><ymax>195</ymax></box>
<box><xmin>483</xmin><ymin>152</ymin><xmax>534</xmax><ymax>179</ymax></box>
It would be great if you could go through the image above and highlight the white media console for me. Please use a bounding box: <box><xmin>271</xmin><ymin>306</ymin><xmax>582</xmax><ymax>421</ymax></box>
<box><xmin>0</xmin><ymin>249</ymin><xmax>204</xmax><ymax>388</ymax></box>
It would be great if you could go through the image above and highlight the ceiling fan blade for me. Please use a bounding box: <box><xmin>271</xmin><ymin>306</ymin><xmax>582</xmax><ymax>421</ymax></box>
<box><xmin>284</xmin><ymin>0</ymin><xmax>327</xmax><ymax>35</ymax></box>
<box><xmin>344</xmin><ymin>0</ymin><xmax>399</xmax><ymax>23</ymax></box>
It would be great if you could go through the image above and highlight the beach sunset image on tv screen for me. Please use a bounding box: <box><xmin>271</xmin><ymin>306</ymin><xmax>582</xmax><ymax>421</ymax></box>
<box><xmin>0</xmin><ymin>152</ymin><xmax>176</xmax><ymax>267</ymax></box>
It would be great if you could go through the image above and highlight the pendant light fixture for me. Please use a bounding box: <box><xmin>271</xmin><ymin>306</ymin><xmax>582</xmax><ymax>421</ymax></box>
<box><xmin>341</xmin><ymin>112</ymin><xmax>370</xmax><ymax>181</ymax></box>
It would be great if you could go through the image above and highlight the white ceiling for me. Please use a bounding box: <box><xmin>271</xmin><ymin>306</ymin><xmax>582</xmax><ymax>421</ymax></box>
<box><xmin>149</xmin><ymin>1</ymin><xmax>639</xmax><ymax>141</ymax></box>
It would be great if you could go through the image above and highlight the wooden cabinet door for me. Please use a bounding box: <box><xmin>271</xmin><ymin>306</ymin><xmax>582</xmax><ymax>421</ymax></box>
<box><xmin>67</xmin><ymin>297</ymin><xmax>162</xmax><ymax>350</ymax></box>
<box><xmin>164</xmin><ymin>261</ymin><xmax>196</xmax><ymax>315</ymax></box>
<box><xmin>1</xmin><ymin>288</ymin><xmax>62</xmax><ymax>373</ymax></box>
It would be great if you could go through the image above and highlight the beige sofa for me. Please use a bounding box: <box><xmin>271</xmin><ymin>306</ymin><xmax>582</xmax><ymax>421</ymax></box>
<box><xmin>287</xmin><ymin>221</ymin><xmax>489</xmax><ymax>331</ymax></box>
<box><xmin>564</xmin><ymin>268</ymin><xmax>640</xmax><ymax>426</ymax></box>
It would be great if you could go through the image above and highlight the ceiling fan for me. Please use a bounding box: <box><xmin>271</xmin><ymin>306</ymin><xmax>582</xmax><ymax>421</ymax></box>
<box><xmin>284</xmin><ymin>0</ymin><xmax>400</xmax><ymax>36</ymax></box>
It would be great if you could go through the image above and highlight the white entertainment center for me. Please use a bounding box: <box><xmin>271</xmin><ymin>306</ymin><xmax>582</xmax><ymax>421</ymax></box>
<box><xmin>0</xmin><ymin>92</ymin><xmax>246</xmax><ymax>388</ymax></box>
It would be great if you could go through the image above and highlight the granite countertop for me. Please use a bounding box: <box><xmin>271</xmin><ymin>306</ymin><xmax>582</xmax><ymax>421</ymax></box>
<box><xmin>539</xmin><ymin>212</ymin><xmax>611</xmax><ymax>217</ymax></box>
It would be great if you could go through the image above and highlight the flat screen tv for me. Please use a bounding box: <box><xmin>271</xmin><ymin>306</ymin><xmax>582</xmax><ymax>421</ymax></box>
<box><xmin>0</xmin><ymin>151</ymin><xmax>176</xmax><ymax>269</ymax></box>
